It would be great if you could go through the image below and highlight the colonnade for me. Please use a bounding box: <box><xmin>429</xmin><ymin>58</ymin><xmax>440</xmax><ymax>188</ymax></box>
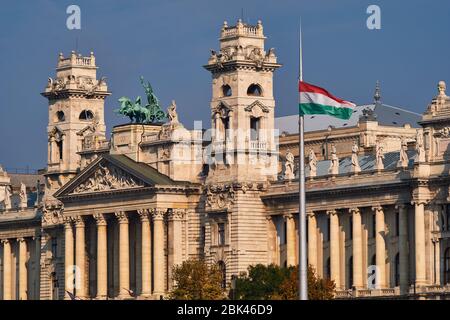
<box><xmin>1</xmin><ymin>237</ymin><xmax>33</xmax><ymax>300</ymax></box>
<box><xmin>283</xmin><ymin>203</ymin><xmax>422</xmax><ymax>291</ymax></box>
<box><xmin>63</xmin><ymin>208</ymin><xmax>184</xmax><ymax>299</ymax></box>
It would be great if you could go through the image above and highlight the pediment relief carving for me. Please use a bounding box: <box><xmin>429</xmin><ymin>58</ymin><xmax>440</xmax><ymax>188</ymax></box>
<box><xmin>244</xmin><ymin>100</ymin><xmax>270</xmax><ymax>116</ymax></box>
<box><xmin>71</xmin><ymin>162</ymin><xmax>145</xmax><ymax>194</ymax></box>
<box><xmin>48</xmin><ymin>126</ymin><xmax>65</xmax><ymax>141</ymax></box>
<box><xmin>212</xmin><ymin>102</ymin><xmax>233</xmax><ymax>118</ymax></box>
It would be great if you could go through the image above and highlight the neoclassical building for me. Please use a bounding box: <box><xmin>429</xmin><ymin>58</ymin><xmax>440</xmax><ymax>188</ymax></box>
<box><xmin>0</xmin><ymin>19</ymin><xmax>450</xmax><ymax>300</ymax></box>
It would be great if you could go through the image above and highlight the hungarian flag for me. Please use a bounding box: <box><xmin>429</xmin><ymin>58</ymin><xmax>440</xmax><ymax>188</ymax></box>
<box><xmin>299</xmin><ymin>81</ymin><xmax>355</xmax><ymax>120</ymax></box>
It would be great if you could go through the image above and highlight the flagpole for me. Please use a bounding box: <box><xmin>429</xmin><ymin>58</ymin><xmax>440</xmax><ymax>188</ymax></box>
<box><xmin>298</xmin><ymin>20</ymin><xmax>308</xmax><ymax>301</ymax></box>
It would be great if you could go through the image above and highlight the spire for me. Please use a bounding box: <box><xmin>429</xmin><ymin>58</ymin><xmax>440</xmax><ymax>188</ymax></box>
<box><xmin>374</xmin><ymin>80</ymin><xmax>381</xmax><ymax>104</ymax></box>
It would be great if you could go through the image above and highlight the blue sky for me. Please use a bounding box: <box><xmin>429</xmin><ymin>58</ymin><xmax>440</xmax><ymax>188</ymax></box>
<box><xmin>0</xmin><ymin>0</ymin><xmax>449</xmax><ymax>170</ymax></box>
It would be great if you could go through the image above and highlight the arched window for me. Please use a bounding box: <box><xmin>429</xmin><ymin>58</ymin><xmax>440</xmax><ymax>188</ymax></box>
<box><xmin>348</xmin><ymin>256</ymin><xmax>353</xmax><ymax>289</ymax></box>
<box><xmin>222</xmin><ymin>85</ymin><xmax>232</xmax><ymax>97</ymax></box>
<box><xmin>79</xmin><ymin>110</ymin><xmax>94</xmax><ymax>120</ymax></box>
<box><xmin>247</xmin><ymin>84</ymin><xmax>262</xmax><ymax>96</ymax></box>
<box><xmin>218</xmin><ymin>261</ymin><xmax>226</xmax><ymax>289</ymax></box>
<box><xmin>55</xmin><ymin>111</ymin><xmax>65</xmax><ymax>122</ymax></box>
<box><xmin>394</xmin><ymin>253</ymin><xmax>400</xmax><ymax>287</ymax></box>
<box><xmin>445</xmin><ymin>248</ymin><xmax>450</xmax><ymax>284</ymax></box>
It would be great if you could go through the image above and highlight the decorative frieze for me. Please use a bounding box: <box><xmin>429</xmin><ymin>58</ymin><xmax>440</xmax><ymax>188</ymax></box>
<box><xmin>72</xmin><ymin>163</ymin><xmax>144</xmax><ymax>194</ymax></box>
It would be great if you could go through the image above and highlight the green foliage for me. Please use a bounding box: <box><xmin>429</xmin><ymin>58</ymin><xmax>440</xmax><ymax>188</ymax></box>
<box><xmin>169</xmin><ymin>259</ymin><xmax>226</xmax><ymax>300</ymax></box>
<box><xmin>234</xmin><ymin>264</ymin><xmax>335</xmax><ymax>300</ymax></box>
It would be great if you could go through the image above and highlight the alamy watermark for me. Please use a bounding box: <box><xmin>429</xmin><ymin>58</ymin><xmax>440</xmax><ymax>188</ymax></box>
<box><xmin>66</xmin><ymin>5</ymin><xmax>81</xmax><ymax>30</ymax></box>
<box><xmin>366</xmin><ymin>5</ymin><xmax>381</xmax><ymax>30</ymax></box>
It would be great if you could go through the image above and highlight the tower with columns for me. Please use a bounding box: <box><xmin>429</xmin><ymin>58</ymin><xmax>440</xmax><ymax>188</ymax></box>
<box><xmin>204</xmin><ymin>19</ymin><xmax>281</xmax><ymax>184</ymax></box>
<box><xmin>41</xmin><ymin>51</ymin><xmax>110</xmax><ymax>197</ymax></box>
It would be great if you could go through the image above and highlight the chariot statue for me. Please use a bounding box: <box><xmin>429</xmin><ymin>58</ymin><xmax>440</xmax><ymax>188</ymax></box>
<box><xmin>116</xmin><ymin>76</ymin><xmax>166</xmax><ymax>124</ymax></box>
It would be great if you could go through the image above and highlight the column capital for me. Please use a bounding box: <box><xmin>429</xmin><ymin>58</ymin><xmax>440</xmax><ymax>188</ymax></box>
<box><xmin>411</xmin><ymin>199</ymin><xmax>429</xmax><ymax>206</ymax></box>
<box><xmin>395</xmin><ymin>203</ymin><xmax>408</xmax><ymax>210</ymax></box>
<box><xmin>63</xmin><ymin>216</ymin><xmax>74</xmax><ymax>226</ymax></box>
<box><xmin>168</xmin><ymin>208</ymin><xmax>186</xmax><ymax>221</ymax></box>
<box><xmin>137</xmin><ymin>209</ymin><xmax>151</xmax><ymax>222</ymax></box>
<box><xmin>93</xmin><ymin>213</ymin><xmax>107</xmax><ymax>226</ymax></box>
<box><xmin>349</xmin><ymin>207</ymin><xmax>361</xmax><ymax>215</ymax></box>
<box><xmin>283</xmin><ymin>212</ymin><xmax>296</xmax><ymax>220</ymax></box>
<box><xmin>326</xmin><ymin>209</ymin><xmax>337</xmax><ymax>216</ymax></box>
<box><xmin>1</xmin><ymin>238</ymin><xmax>10</xmax><ymax>245</ymax></box>
<box><xmin>115</xmin><ymin>211</ymin><xmax>128</xmax><ymax>223</ymax></box>
<box><xmin>152</xmin><ymin>208</ymin><xmax>167</xmax><ymax>221</ymax></box>
<box><xmin>17</xmin><ymin>237</ymin><xmax>26</xmax><ymax>243</ymax></box>
<box><xmin>74</xmin><ymin>215</ymin><xmax>85</xmax><ymax>227</ymax></box>
<box><xmin>306</xmin><ymin>211</ymin><xmax>315</xmax><ymax>218</ymax></box>
<box><xmin>371</xmin><ymin>205</ymin><xmax>383</xmax><ymax>213</ymax></box>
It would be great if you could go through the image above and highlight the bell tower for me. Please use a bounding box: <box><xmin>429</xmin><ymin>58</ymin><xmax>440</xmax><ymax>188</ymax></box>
<box><xmin>204</xmin><ymin>19</ymin><xmax>281</xmax><ymax>184</ymax></box>
<box><xmin>42</xmin><ymin>51</ymin><xmax>110</xmax><ymax>197</ymax></box>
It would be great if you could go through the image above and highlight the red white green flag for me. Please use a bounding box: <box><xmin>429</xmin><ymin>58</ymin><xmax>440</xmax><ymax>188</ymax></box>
<box><xmin>299</xmin><ymin>81</ymin><xmax>356</xmax><ymax>120</ymax></box>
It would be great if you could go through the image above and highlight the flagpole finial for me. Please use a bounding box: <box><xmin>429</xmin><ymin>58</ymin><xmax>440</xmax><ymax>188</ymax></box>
<box><xmin>374</xmin><ymin>80</ymin><xmax>381</xmax><ymax>104</ymax></box>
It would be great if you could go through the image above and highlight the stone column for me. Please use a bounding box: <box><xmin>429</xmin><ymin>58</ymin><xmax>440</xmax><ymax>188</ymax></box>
<box><xmin>413</xmin><ymin>200</ymin><xmax>427</xmax><ymax>286</ymax></box>
<box><xmin>328</xmin><ymin>210</ymin><xmax>340</xmax><ymax>289</ymax></box>
<box><xmin>94</xmin><ymin>213</ymin><xmax>108</xmax><ymax>299</ymax></box>
<box><xmin>350</xmin><ymin>208</ymin><xmax>363</xmax><ymax>289</ymax></box>
<box><xmin>64</xmin><ymin>217</ymin><xmax>74</xmax><ymax>299</ymax></box>
<box><xmin>285</xmin><ymin>213</ymin><xmax>297</xmax><ymax>266</ymax></box>
<box><xmin>307</xmin><ymin>212</ymin><xmax>317</xmax><ymax>271</ymax></box>
<box><xmin>75</xmin><ymin>216</ymin><xmax>87</xmax><ymax>298</ymax></box>
<box><xmin>18</xmin><ymin>238</ymin><xmax>28</xmax><ymax>300</ymax></box>
<box><xmin>2</xmin><ymin>239</ymin><xmax>12</xmax><ymax>300</ymax></box>
<box><xmin>152</xmin><ymin>209</ymin><xmax>166</xmax><ymax>297</ymax></box>
<box><xmin>115</xmin><ymin>211</ymin><xmax>130</xmax><ymax>299</ymax></box>
<box><xmin>372</xmin><ymin>205</ymin><xmax>386</xmax><ymax>289</ymax></box>
<box><xmin>138</xmin><ymin>209</ymin><xmax>152</xmax><ymax>297</ymax></box>
<box><xmin>396</xmin><ymin>204</ymin><xmax>409</xmax><ymax>293</ymax></box>
<box><xmin>167</xmin><ymin>209</ymin><xmax>185</xmax><ymax>290</ymax></box>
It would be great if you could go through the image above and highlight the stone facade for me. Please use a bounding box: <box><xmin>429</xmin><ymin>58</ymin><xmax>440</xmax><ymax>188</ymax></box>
<box><xmin>0</xmin><ymin>20</ymin><xmax>450</xmax><ymax>300</ymax></box>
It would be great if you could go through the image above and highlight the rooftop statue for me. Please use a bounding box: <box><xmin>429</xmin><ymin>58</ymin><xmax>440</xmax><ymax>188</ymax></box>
<box><xmin>116</xmin><ymin>77</ymin><xmax>166</xmax><ymax>124</ymax></box>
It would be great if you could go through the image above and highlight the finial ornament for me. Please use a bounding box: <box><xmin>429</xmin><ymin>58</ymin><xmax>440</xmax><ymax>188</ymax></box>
<box><xmin>374</xmin><ymin>80</ymin><xmax>381</xmax><ymax>104</ymax></box>
<box><xmin>438</xmin><ymin>81</ymin><xmax>447</xmax><ymax>97</ymax></box>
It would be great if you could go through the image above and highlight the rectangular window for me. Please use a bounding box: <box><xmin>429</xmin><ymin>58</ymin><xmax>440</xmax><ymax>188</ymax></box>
<box><xmin>218</xmin><ymin>223</ymin><xmax>226</xmax><ymax>246</ymax></box>
<box><xmin>250</xmin><ymin>117</ymin><xmax>259</xmax><ymax>141</ymax></box>
<box><xmin>201</xmin><ymin>226</ymin><xmax>206</xmax><ymax>246</ymax></box>
<box><xmin>52</xmin><ymin>239</ymin><xmax>58</xmax><ymax>258</ymax></box>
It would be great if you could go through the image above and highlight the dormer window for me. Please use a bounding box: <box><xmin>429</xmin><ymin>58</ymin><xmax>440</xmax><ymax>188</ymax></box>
<box><xmin>79</xmin><ymin>110</ymin><xmax>94</xmax><ymax>120</ymax></box>
<box><xmin>247</xmin><ymin>84</ymin><xmax>262</xmax><ymax>96</ymax></box>
<box><xmin>222</xmin><ymin>84</ymin><xmax>232</xmax><ymax>97</ymax></box>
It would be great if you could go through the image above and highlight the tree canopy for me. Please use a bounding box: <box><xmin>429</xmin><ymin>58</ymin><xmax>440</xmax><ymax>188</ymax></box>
<box><xmin>234</xmin><ymin>264</ymin><xmax>335</xmax><ymax>300</ymax></box>
<box><xmin>169</xmin><ymin>259</ymin><xmax>226</xmax><ymax>300</ymax></box>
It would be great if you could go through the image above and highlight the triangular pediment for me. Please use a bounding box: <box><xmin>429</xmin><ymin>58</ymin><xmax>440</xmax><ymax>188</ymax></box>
<box><xmin>54</xmin><ymin>154</ymin><xmax>177</xmax><ymax>198</ymax></box>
